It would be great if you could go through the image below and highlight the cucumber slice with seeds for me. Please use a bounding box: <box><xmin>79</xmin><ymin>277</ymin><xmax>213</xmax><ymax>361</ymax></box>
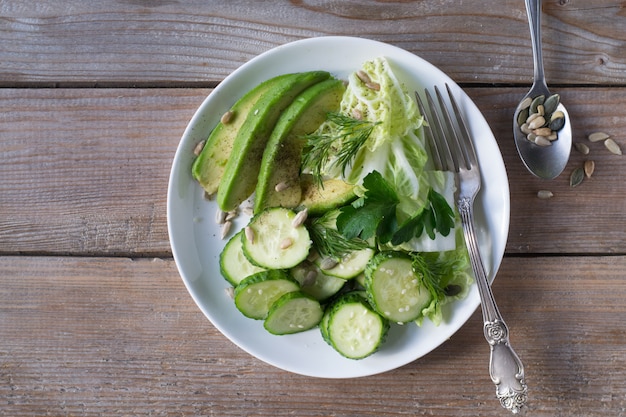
<box><xmin>264</xmin><ymin>291</ymin><xmax>323</xmax><ymax>335</ymax></box>
<box><xmin>325</xmin><ymin>292</ymin><xmax>389</xmax><ymax>359</ymax></box>
<box><xmin>365</xmin><ymin>251</ymin><xmax>433</xmax><ymax>323</ymax></box>
<box><xmin>220</xmin><ymin>230</ymin><xmax>266</xmax><ymax>286</ymax></box>
<box><xmin>315</xmin><ymin>248</ymin><xmax>375</xmax><ymax>279</ymax></box>
<box><xmin>234</xmin><ymin>270</ymin><xmax>299</xmax><ymax>320</ymax></box>
<box><xmin>242</xmin><ymin>207</ymin><xmax>311</xmax><ymax>270</ymax></box>
<box><xmin>290</xmin><ymin>261</ymin><xmax>347</xmax><ymax>302</ymax></box>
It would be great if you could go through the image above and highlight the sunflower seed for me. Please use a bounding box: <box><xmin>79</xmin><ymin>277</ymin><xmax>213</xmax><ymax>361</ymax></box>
<box><xmin>534</xmin><ymin>136</ymin><xmax>552</xmax><ymax>147</ymax></box>
<box><xmin>221</xmin><ymin>221</ymin><xmax>232</xmax><ymax>239</ymax></box>
<box><xmin>537</xmin><ymin>190</ymin><xmax>554</xmax><ymax>199</ymax></box>
<box><xmin>584</xmin><ymin>160</ymin><xmax>595</xmax><ymax>178</ymax></box>
<box><xmin>570</xmin><ymin>167</ymin><xmax>584</xmax><ymax>187</ymax></box>
<box><xmin>518</xmin><ymin>96</ymin><xmax>533</xmax><ymax>111</ymax></box>
<box><xmin>604</xmin><ymin>138</ymin><xmax>622</xmax><ymax>155</ymax></box>
<box><xmin>528</xmin><ymin>116</ymin><xmax>546</xmax><ymax>130</ymax></box>
<box><xmin>193</xmin><ymin>140</ymin><xmax>206</xmax><ymax>156</ymax></box>
<box><xmin>244</xmin><ymin>226</ymin><xmax>255</xmax><ymax>243</ymax></box>
<box><xmin>215</xmin><ymin>210</ymin><xmax>227</xmax><ymax>224</ymax></box>
<box><xmin>220</xmin><ymin>110</ymin><xmax>234</xmax><ymax>124</ymax></box>
<box><xmin>366</xmin><ymin>82</ymin><xmax>381</xmax><ymax>91</ymax></box>
<box><xmin>533</xmin><ymin>127</ymin><xmax>553</xmax><ymax>137</ymax></box>
<box><xmin>279</xmin><ymin>237</ymin><xmax>293</xmax><ymax>250</ymax></box>
<box><xmin>274</xmin><ymin>181</ymin><xmax>290</xmax><ymax>192</ymax></box>
<box><xmin>356</xmin><ymin>70</ymin><xmax>372</xmax><ymax>84</ymax></box>
<box><xmin>588</xmin><ymin>132</ymin><xmax>610</xmax><ymax>142</ymax></box>
<box><xmin>291</xmin><ymin>209</ymin><xmax>308</xmax><ymax>228</ymax></box>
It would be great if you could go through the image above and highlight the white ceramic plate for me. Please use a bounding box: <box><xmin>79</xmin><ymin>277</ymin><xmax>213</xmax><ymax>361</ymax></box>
<box><xmin>167</xmin><ymin>36</ymin><xmax>510</xmax><ymax>378</ymax></box>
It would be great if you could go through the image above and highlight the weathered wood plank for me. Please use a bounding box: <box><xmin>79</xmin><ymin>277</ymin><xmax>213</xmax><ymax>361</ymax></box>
<box><xmin>0</xmin><ymin>88</ymin><xmax>209</xmax><ymax>256</ymax></box>
<box><xmin>1</xmin><ymin>0</ymin><xmax>625</xmax><ymax>85</ymax></box>
<box><xmin>1</xmin><ymin>87</ymin><xmax>625</xmax><ymax>256</ymax></box>
<box><xmin>0</xmin><ymin>255</ymin><xmax>624</xmax><ymax>416</ymax></box>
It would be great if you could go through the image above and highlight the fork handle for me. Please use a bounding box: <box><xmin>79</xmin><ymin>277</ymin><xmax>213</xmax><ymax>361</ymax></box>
<box><xmin>458</xmin><ymin>197</ymin><xmax>528</xmax><ymax>414</ymax></box>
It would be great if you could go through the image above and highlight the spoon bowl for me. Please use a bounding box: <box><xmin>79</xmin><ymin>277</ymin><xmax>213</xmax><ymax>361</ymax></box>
<box><xmin>513</xmin><ymin>0</ymin><xmax>571</xmax><ymax>179</ymax></box>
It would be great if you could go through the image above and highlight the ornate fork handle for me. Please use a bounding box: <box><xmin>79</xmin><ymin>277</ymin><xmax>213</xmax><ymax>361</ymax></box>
<box><xmin>458</xmin><ymin>197</ymin><xmax>528</xmax><ymax>414</ymax></box>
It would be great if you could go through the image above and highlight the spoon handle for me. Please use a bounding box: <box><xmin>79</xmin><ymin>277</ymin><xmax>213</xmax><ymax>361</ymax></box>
<box><xmin>525</xmin><ymin>0</ymin><xmax>548</xmax><ymax>89</ymax></box>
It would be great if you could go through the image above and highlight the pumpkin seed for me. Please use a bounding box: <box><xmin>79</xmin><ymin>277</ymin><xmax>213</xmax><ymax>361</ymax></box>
<box><xmin>588</xmin><ymin>132</ymin><xmax>610</xmax><ymax>142</ymax></box>
<box><xmin>604</xmin><ymin>138</ymin><xmax>622</xmax><ymax>155</ymax></box>
<box><xmin>543</xmin><ymin>94</ymin><xmax>560</xmax><ymax>115</ymax></box>
<box><xmin>530</xmin><ymin>95</ymin><xmax>545</xmax><ymax>114</ymax></box>
<box><xmin>574</xmin><ymin>142</ymin><xmax>590</xmax><ymax>155</ymax></box>
<box><xmin>517</xmin><ymin>107</ymin><xmax>529</xmax><ymax>126</ymax></box>
<box><xmin>570</xmin><ymin>167</ymin><xmax>584</xmax><ymax>187</ymax></box>
<box><xmin>549</xmin><ymin>116</ymin><xmax>565</xmax><ymax>131</ymax></box>
<box><xmin>584</xmin><ymin>160</ymin><xmax>595</xmax><ymax>178</ymax></box>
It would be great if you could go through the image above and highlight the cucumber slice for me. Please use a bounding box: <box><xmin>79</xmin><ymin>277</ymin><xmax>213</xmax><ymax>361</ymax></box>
<box><xmin>242</xmin><ymin>207</ymin><xmax>311</xmax><ymax>269</ymax></box>
<box><xmin>290</xmin><ymin>261</ymin><xmax>347</xmax><ymax>301</ymax></box>
<box><xmin>234</xmin><ymin>270</ymin><xmax>299</xmax><ymax>320</ymax></box>
<box><xmin>263</xmin><ymin>291</ymin><xmax>323</xmax><ymax>335</ymax></box>
<box><xmin>325</xmin><ymin>292</ymin><xmax>389</xmax><ymax>359</ymax></box>
<box><xmin>315</xmin><ymin>248</ymin><xmax>375</xmax><ymax>279</ymax></box>
<box><xmin>365</xmin><ymin>251</ymin><xmax>433</xmax><ymax>323</ymax></box>
<box><xmin>220</xmin><ymin>230</ymin><xmax>266</xmax><ymax>286</ymax></box>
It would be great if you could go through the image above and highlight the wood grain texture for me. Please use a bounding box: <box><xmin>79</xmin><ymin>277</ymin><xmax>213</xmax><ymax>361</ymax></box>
<box><xmin>0</xmin><ymin>88</ymin><xmax>209</xmax><ymax>256</ymax></box>
<box><xmin>0</xmin><ymin>255</ymin><xmax>624</xmax><ymax>416</ymax></box>
<box><xmin>2</xmin><ymin>87</ymin><xmax>625</xmax><ymax>256</ymax></box>
<box><xmin>1</xmin><ymin>0</ymin><xmax>626</xmax><ymax>85</ymax></box>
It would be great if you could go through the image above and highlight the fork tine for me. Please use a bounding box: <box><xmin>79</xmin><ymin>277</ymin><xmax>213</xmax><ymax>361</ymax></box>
<box><xmin>444</xmin><ymin>83</ymin><xmax>478</xmax><ymax>170</ymax></box>
<box><xmin>433</xmin><ymin>85</ymin><xmax>466</xmax><ymax>172</ymax></box>
<box><xmin>415</xmin><ymin>91</ymin><xmax>444</xmax><ymax>171</ymax></box>
<box><xmin>424</xmin><ymin>88</ymin><xmax>457</xmax><ymax>172</ymax></box>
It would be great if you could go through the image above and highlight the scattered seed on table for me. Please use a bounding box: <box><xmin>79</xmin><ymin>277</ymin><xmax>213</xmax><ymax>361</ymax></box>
<box><xmin>588</xmin><ymin>132</ymin><xmax>610</xmax><ymax>142</ymax></box>
<box><xmin>537</xmin><ymin>190</ymin><xmax>554</xmax><ymax>199</ymax></box>
<box><xmin>570</xmin><ymin>167</ymin><xmax>584</xmax><ymax>188</ymax></box>
<box><xmin>584</xmin><ymin>160</ymin><xmax>595</xmax><ymax>178</ymax></box>
<box><xmin>574</xmin><ymin>142</ymin><xmax>590</xmax><ymax>155</ymax></box>
<box><xmin>604</xmin><ymin>138</ymin><xmax>622</xmax><ymax>155</ymax></box>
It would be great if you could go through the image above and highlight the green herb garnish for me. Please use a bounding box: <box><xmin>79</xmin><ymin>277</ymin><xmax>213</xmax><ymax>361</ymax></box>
<box><xmin>301</xmin><ymin>113</ymin><xmax>380</xmax><ymax>185</ymax></box>
<box><xmin>308</xmin><ymin>211</ymin><xmax>370</xmax><ymax>259</ymax></box>
<box><xmin>336</xmin><ymin>171</ymin><xmax>455</xmax><ymax>246</ymax></box>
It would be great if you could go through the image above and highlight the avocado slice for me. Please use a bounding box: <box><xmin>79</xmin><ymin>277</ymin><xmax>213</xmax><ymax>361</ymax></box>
<box><xmin>254</xmin><ymin>78</ymin><xmax>346</xmax><ymax>214</ymax></box>
<box><xmin>299</xmin><ymin>174</ymin><xmax>356</xmax><ymax>216</ymax></box>
<box><xmin>216</xmin><ymin>71</ymin><xmax>331</xmax><ymax>212</ymax></box>
<box><xmin>191</xmin><ymin>73</ymin><xmax>294</xmax><ymax>195</ymax></box>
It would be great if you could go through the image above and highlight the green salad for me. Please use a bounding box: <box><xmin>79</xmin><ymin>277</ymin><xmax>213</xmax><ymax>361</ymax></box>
<box><xmin>192</xmin><ymin>57</ymin><xmax>472</xmax><ymax>359</ymax></box>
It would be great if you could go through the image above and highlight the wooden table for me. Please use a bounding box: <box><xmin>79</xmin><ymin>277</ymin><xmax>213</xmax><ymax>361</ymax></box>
<box><xmin>2</xmin><ymin>2</ymin><xmax>625</xmax><ymax>416</ymax></box>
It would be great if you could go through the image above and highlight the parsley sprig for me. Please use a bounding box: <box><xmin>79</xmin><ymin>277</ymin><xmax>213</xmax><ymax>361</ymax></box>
<box><xmin>336</xmin><ymin>171</ymin><xmax>455</xmax><ymax>246</ymax></box>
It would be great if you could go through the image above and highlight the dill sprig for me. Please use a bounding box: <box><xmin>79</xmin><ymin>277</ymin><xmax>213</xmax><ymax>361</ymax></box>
<box><xmin>301</xmin><ymin>112</ymin><xmax>379</xmax><ymax>185</ymax></box>
<box><xmin>309</xmin><ymin>212</ymin><xmax>370</xmax><ymax>259</ymax></box>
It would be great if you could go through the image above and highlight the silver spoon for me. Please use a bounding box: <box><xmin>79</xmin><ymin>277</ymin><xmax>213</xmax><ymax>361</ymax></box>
<box><xmin>513</xmin><ymin>0</ymin><xmax>571</xmax><ymax>179</ymax></box>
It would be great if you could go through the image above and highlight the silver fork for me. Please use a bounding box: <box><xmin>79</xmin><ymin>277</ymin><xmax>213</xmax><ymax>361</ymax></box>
<box><xmin>416</xmin><ymin>85</ymin><xmax>528</xmax><ymax>414</ymax></box>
